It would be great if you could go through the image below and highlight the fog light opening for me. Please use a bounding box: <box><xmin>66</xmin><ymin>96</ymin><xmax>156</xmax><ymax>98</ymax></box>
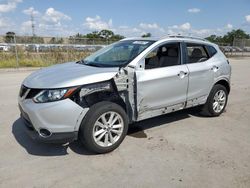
<box><xmin>39</xmin><ymin>128</ymin><xmax>52</xmax><ymax>138</ymax></box>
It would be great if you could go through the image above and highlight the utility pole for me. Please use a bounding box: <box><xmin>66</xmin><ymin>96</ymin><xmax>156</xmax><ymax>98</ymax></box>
<box><xmin>13</xmin><ymin>34</ymin><xmax>19</xmax><ymax>68</ymax></box>
<box><xmin>31</xmin><ymin>12</ymin><xmax>35</xmax><ymax>37</ymax></box>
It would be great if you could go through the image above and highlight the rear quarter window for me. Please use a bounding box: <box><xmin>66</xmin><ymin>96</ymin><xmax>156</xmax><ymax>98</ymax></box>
<box><xmin>206</xmin><ymin>45</ymin><xmax>217</xmax><ymax>57</ymax></box>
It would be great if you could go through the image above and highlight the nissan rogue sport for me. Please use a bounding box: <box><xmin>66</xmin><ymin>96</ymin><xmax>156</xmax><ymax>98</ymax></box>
<box><xmin>18</xmin><ymin>36</ymin><xmax>231</xmax><ymax>153</ymax></box>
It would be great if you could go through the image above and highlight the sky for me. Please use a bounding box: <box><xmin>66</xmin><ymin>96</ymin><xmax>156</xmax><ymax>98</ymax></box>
<box><xmin>0</xmin><ymin>0</ymin><xmax>250</xmax><ymax>37</ymax></box>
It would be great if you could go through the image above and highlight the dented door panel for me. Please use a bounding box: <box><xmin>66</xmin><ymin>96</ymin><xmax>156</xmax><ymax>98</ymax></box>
<box><xmin>136</xmin><ymin>65</ymin><xmax>189</xmax><ymax>119</ymax></box>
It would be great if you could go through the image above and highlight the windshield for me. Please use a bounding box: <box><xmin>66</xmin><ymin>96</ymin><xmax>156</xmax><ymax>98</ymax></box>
<box><xmin>82</xmin><ymin>40</ymin><xmax>155</xmax><ymax>67</ymax></box>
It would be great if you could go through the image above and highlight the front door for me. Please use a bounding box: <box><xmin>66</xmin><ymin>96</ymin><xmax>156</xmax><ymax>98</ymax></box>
<box><xmin>135</xmin><ymin>42</ymin><xmax>189</xmax><ymax>120</ymax></box>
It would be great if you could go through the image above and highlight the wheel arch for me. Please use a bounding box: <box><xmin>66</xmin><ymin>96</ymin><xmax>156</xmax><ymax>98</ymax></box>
<box><xmin>214</xmin><ymin>79</ymin><xmax>230</xmax><ymax>94</ymax></box>
<box><xmin>70</xmin><ymin>80</ymin><xmax>131</xmax><ymax>123</ymax></box>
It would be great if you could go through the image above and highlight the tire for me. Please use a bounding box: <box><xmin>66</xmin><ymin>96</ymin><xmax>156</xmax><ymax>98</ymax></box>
<box><xmin>201</xmin><ymin>84</ymin><xmax>228</xmax><ymax>117</ymax></box>
<box><xmin>79</xmin><ymin>101</ymin><xmax>128</xmax><ymax>154</ymax></box>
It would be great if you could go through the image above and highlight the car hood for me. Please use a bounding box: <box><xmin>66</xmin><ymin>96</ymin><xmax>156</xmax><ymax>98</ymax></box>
<box><xmin>23</xmin><ymin>62</ymin><xmax>119</xmax><ymax>89</ymax></box>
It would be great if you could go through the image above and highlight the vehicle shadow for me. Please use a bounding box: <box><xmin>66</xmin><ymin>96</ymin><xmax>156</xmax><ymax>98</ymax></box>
<box><xmin>128</xmin><ymin>107</ymin><xmax>202</xmax><ymax>138</ymax></box>
<box><xmin>12</xmin><ymin>107</ymin><xmax>203</xmax><ymax>156</ymax></box>
<box><xmin>12</xmin><ymin>118</ymin><xmax>93</xmax><ymax>156</ymax></box>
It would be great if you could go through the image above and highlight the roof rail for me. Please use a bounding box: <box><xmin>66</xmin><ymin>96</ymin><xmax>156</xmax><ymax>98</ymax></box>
<box><xmin>164</xmin><ymin>35</ymin><xmax>208</xmax><ymax>42</ymax></box>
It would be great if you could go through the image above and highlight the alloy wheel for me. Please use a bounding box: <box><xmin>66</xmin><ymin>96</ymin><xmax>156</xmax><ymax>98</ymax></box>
<box><xmin>213</xmin><ymin>90</ymin><xmax>226</xmax><ymax>113</ymax></box>
<box><xmin>93</xmin><ymin>111</ymin><xmax>124</xmax><ymax>147</ymax></box>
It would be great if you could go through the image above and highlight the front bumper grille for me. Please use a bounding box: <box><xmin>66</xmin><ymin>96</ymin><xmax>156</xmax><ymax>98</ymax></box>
<box><xmin>19</xmin><ymin>85</ymin><xmax>42</xmax><ymax>99</ymax></box>
<box><xmin>18</xmin><ymin>104</ymin><xmax>34</xmax><ymax>131</ymax></box>
<box><xmin>26</xmin><ymin>88</ymin><xmax>42</xmax><ymax>99</ymax></box>
<box><xmin>19</xmin><ymin>85</ymin><xmax>28</xmax><ymax>97</ymax></box>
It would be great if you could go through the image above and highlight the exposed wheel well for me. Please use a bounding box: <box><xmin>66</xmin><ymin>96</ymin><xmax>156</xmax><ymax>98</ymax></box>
<box><xmin>76</xmin><ymin>91</ymin><xmax>127</xmax><ymax>113</ymax></box>
<box><xmin>215</xmin><ymin>79</ymin><xmax>230</xmax><ymax>93</ymax></box>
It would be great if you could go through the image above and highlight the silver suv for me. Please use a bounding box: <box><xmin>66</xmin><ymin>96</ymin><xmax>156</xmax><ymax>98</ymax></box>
<box><xmin>18</xmin><ymin>36</ymin><xmax>231</xmax><ymax>153</ymax></box>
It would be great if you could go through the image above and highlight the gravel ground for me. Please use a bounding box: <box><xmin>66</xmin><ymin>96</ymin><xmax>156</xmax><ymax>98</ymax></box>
<box><xmin>0</xmin><ymin>58</ymin><xmax>250</xmax><ymax>188</ymax></box>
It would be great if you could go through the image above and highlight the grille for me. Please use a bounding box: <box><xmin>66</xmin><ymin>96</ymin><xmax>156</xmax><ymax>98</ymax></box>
<box><xmin>26</xmin><ymin>89</ymin><xmax>42</xmax><ymax>99</ymax></box>
<box><xmin>19</xmin><ymin>85</ymin><xmax>28</xmax><ymax>97</ymax></box>
<box><xmin>19</xmin><ymin>85</ymin><xmax>42</xmax><ymax>99</ymax></box>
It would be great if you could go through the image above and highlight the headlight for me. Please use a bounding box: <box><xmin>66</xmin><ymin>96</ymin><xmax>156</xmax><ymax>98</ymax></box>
<box><xmin>33</xmin><ymin>87</ymin><xmax>77</xmax><ymax>103</ymax></box>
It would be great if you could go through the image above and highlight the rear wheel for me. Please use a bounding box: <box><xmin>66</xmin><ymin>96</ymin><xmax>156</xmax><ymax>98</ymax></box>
<box><xmin>79</xmin><ymin>101</ymin><xmax>128</xmax><ymax>154</ymax></box>
<box><xmin>201</xmin><ymin>84</ymin><xmax>228</xmax><ymax>117</ymax></box>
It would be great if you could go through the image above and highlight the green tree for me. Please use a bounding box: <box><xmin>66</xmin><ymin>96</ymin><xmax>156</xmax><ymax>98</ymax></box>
<box><xmin>223</xmin><ymin>29</ymin><xmax>250</xmax><ymax>45</ymax></box>
<box><xmin>86</xmin><ymin>31</ymin><xmax>100</xmax><ymax>39</ymax></box>
<box><xmin>141</xmin><ymin>33</ymin><xmax>152</xmax><ymax>38</ymax></box>
<box><xmin>111</xmin><ymin>34</ymin><xmax>124</xmax><ymax>40</ymax></box>
<box><xmin>31</xmin><ymin>36</ymin><xmax>44</xmax><ymax>44</ymax></box>
<box><xmin>98</xmin><ymin>29</ymin><xmax>114</xmax><ymax>39</ymax></box>
<box><xmin>69</xmin><ymin>30</ymin><xmax>124</xmax><ymax>44</ymax></box>
<box><xmin>206</xmin><ymin>29</ymin><xmax>250</xmax><ymax>45</ymax></box>
<box><xmin>5</xmin><ymin>31</ymin><xmax>15</xmax><ymax>43</ymax></box>
<box><xmin>49</xmin><ymin>37</ymin><xmax>64</xmax><ymax>44</ymax></box>
<box><xmin>205</xmin><ymin>35</ymin><xmax>217</xmax><ymax>43</ymax></box>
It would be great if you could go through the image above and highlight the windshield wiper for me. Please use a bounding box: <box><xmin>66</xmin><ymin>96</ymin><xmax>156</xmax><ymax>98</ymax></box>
<box><xmin>84</xmin><ymin>61</ymin><xmax>103</xmax><ymax>67</ymax></box>
<box><xmin>77</xmin><ymin>60</ymin><xmax>100</xmax><ymax>67</ymax></box>
<box><xmin>76</xmin><ymin>59</ymin><xmax>85</xmax><ymax>64</ymax></box>
<box><xmin>77</xmin><ymin>60</ymin><xmax>118</xmax><ymax>67</ymax></box>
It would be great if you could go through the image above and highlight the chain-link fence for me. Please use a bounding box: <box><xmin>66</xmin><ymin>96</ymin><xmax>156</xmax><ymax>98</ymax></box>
<box><xmin>219</xmin><ymin>38</ymin><xmax>250</xmax><ymax>57</ymax></box>
<box><xmin>0</xmin><ymin>35</ymin><xmax>118</xmax><ymax>68</ymax></box>
<box><xmin>1</xmin><ymin>35</ymin><xmax>250</xmax><ymax>68</ymax></box>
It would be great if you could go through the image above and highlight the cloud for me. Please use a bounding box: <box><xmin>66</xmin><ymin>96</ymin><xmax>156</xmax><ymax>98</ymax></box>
<box><xmin>0</xmin><ymin>0</ymin><xmax>22</xmax><ymax>13</ymax></box>
<box><xmin>83</xmin><ymin>15</ymin><xmax>112</xmax><ymax>30</ymax></box>
<box><xmin>42</xmin><ymin>7</ymin><xmax>71</xmax><ymax>24</ymax></box>
<box><xmin>116</xmin><ymin>26</ymin><xmax>144</xmax><ymax>37</ymax></box>
<box><xmin>167</xmin><ymin>23</ymin><xmax>224</xmax><ymax>37</ymax></box>
<box><xmin>139</xmin><ymin>23</ymin><xmax>159</xmax><ymax>29</ymax></box>
<box><xmin>23</xmin><ymin>7</ymin><xmax>39</xmax><ymax>16</ymax></box>
<box><xmin>37</xmin><ymin>8</ymin><xmax>73</xmax><ymax>36</ymax></box>
<box><xmin>246</xmin><ymin>15</ymin><xmax>250</xmax><ymax>23</ymax></box>
<box><xmin>0</xmin><ymin>17</ymin><xmax>10</xmax><ymax>27</ymax></box>
<box><xmin>139</xmin><ymin>22</ymin><xmax>165</xmax><ymax>35</ymax></box>
<box><xmin>188</xmin><ymin>8</ymin><xmax>201</xmax><ymax>13</ymax></box>
<box><xmin>20</xmin><ymin>20</ymin><xmax>33</xmax><ymax>33</ymax></box>
<box><xmin>0</xmin><ymin>17</ymin><xmax>14</xmax><ymax>34</ymax></box>
<box><xmin>19</xmin><ymin>7</ymin><xmax>73</xmax><ymax>36</ymax></box>
<box><xmin>180</xmin><ymin>22</ymin><xmax>191</xmax><ymax>30</ymax></box>
<box><xmin>170</xmin><ymin>22</ymin><xmax>191</xmax><ymax>31</ymax></box>
<box><xmin>191</xmin><ymin>29</ymin><xmax>212</xmax><ymax>37</ymax></box>
<box><xmin>226</xmin><ymin>23</ymin><xmax>233</xmax><ymax>29</ymax></box>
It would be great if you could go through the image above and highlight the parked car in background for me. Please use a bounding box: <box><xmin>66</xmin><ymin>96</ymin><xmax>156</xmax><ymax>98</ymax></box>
<box><xmin>233</xmin><ymin>46</ymin><xmax>243</xmax><ymax>52</ymax></box>
<box><xmin>0</xmin><ymin>44</ymin><xmax>10</xmax><ymax>52</ymax></box>
<box><xmin>18</xmin><ymin>36</ymin><xmax>231</xmax><ymax>153</ymax></box>
<box><xmin>244</xmin><ymin>47</ymin><xmax>250</xmax><ymax>52</ymax></box>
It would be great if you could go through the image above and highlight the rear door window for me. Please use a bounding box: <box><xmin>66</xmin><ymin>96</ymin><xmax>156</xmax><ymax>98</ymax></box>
<box><xmin>186</xmin><ymin>43</ymin><xmax>209</xmax><ymax>64</ymax></box>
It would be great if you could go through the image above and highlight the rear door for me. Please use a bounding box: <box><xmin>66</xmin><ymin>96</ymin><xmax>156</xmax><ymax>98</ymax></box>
<box><xmin>184</xmin><ymin>42</ymin><xmax>215</xmax><ymax>107</ymax></box>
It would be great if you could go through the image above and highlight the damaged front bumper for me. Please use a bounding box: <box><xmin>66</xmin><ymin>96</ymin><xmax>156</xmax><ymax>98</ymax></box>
<box><xmin>18</xmin><ymin>97</ymin><xmax>89</xmax><ymax>143</ymax></box>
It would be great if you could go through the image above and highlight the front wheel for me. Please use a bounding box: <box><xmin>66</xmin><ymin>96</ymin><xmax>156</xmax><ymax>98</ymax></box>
<box><xmin>79</xmin><ymin>101</ymin><xmax>128</xmax><ymax>154</ymax></box>
<box><xmin>201</xmin><ymin>84</ymin><xmax>228</xmax><ymax>117</ymax></box>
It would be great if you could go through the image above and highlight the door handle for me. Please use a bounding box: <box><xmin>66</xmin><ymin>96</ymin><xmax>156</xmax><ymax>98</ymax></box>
<box><xmin>211</xmin><ymin>66</ymin><xmax>219</xmax><ymax>71</ymax></box>
<box><xmin>178</xmin><ymin>71</ymin><xmax>188</xmax><ymax>78</ymax></box>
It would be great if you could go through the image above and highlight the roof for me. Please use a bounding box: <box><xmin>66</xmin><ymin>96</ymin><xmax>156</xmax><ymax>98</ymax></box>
<box><xmin>122</xmin><ymin>35</ymin><xmax>210</xmax><ymax>44</ymax></box>
<box><xmin>121</xmin><ymin>37</ymin><xmax>159</xmax><ymax>41</ymax></box>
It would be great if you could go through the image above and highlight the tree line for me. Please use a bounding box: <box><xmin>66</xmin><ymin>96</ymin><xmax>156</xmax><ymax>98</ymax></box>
<box><xmin>4</xmin><ymin>29</ymin><xmax>250</xmax><ymax>45</ymax></box>
<box><xmin>205</xmin><ymin>29</ymin><xmax>250</xmax><ymax>45</ymax></box>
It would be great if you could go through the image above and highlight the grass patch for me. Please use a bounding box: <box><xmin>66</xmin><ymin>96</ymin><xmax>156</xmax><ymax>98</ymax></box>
<box><xmin>0</xmin><ymin>50</ymin><xmax>92</xmax><ymax>68</ymax></box>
